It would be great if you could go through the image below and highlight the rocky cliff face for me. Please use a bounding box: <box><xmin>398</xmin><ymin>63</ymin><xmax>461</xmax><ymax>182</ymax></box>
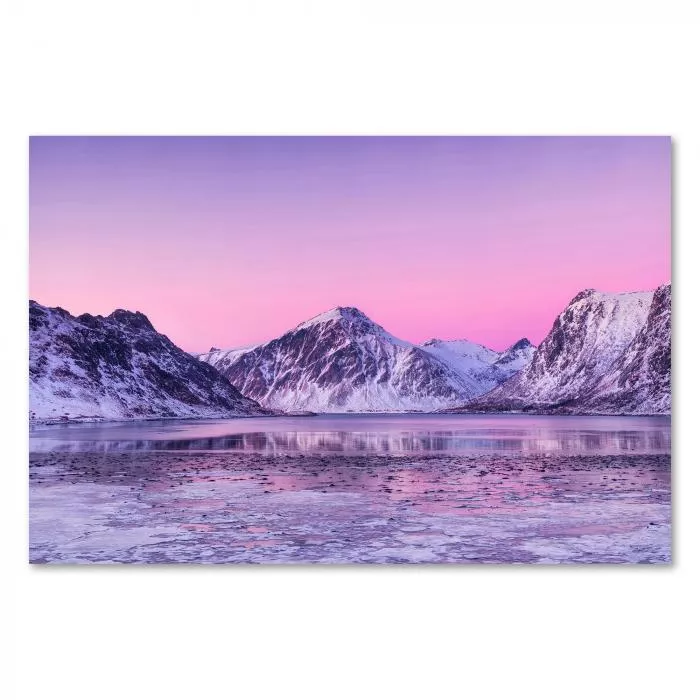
<box><xmin>29</xmin><ymin>301</ymin><xmax>267</xmax><ymax>421</ymax></box>
<box><xmin>572</xmin><ymin>283</ymin><xmax>671</xmax><ymax>414</ymax></box>
<box><xmin>459</xmin><ymin>284</ymin><xmax>670</xmax><ymax>415</ymax></box>
<box><xmin>198</xmin><ymin>307</ymin><xmax>530</xmax><ymax>413</ymax></box>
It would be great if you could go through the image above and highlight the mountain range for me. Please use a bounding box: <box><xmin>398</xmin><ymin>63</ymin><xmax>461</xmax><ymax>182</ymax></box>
<box><xmin>196</xmin><ymin>307</ymin><xmax>534</xmax><ymax>412</ymax></box>
<box><xmin>28</xmin><ymin>282</ymin><xmax>671</xmax><ymax>421</ymax></box>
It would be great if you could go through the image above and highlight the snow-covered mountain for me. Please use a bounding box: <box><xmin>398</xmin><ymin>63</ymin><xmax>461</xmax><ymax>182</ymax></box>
<box><xmin>197</xmin><ymin>307</ymin><xmax>531</xmax><ymax>413</ymax></box>
<box><xmin>573</xmin><ymin>283</ymin><xmax>671</xmax><ymax>414</ymax></box>
<box><xmin>421</xmin><ymin>337</ymin><xmax>535</xmax><ymax>384</ymax></box>
<box><xmin>29</xmin><ymin>301</ymin><xmax>267</xmax><ymax>421</ymax></box>
<box><xmin>32</xmin><ymin>284</ymin><xmax>669</xmax><ymax>420</ymax></box>
<box><xmin>460</xmin><ymin>284</ymin><xmax>670</xmax><ymax>414</ymax></box>
<box><xmin>419</xmin><ymin>337</ymin><xmax>535</xmax><ymax>395</ymax></box>
<box><xmin>420</xmin><ymin>338</ymin><xmax>498</xmax><ymax>375</ymax></box>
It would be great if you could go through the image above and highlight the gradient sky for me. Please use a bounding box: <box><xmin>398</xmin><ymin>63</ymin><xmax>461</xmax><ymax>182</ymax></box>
<box><xmin>29</xmin><ymin>136</ymin><xmax>670</xmax><ymax>352</ymax></box>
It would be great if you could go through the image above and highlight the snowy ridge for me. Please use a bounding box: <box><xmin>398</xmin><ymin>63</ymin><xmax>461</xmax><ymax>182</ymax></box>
<box><xmin>29</xmin><ymin>301</ymin><xmax>267</xmax><ymax>421</ymax></box>
<box><xmin>198</xmin><ymin>307</ymin><xmax>532</xmax><ymax>413</ymax></box>
<box><xmin>421</xmin><ymin>338</ymin><xmax>499</xmax><ymax>371</ymax></box>
<box><xmin>197</xmin><ymin>345</ymin><xmax>255</xmax><ymax>373</ymax></box>
<box><xmin>421</xmin><ymin>337</ymin><xmax>535</xmax><ymax>391</ymax></box>
<box><xmin>492</xmin><ymin>338</ymin><xmax>538</xmax><ymax>374</ymax></box>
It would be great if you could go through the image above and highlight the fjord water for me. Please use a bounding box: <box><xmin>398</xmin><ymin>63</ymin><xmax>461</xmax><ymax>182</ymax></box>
<box><xmin>29</xmin><ymin>414</ymin><xmax>671</xmax><ymax>564</ymax></box>
<box><xmin>29</xmin><ymin>413</ymin><xmax>671</xmax><ymax>455</ymax></box>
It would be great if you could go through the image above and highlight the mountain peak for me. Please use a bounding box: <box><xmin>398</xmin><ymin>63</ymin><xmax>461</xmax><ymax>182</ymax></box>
<box><xmin>568</xmin><ymin>288</ymin><xmax>598</xmax><ymax>305</ymax></box>
<box><xmin>505</xmin><ymin>338</ymin><xmax>534</xmax><ymax>352</ymax></box>
<box><xmin>492</xmin><ymin>338</ymin><xmax>536</xmax><ymax>371</ymax></box>
<box><xmin>567</xmin><ymin>287</ymin><xmax>656</xmax><ymax>309</ymax></box>
<box><xmin>294</xmin><ymin>306</ymin><xmax>374</xmax><ymax>331</ymax></box>
<box><xmin>106</xmin><ymin>308</ymin><xmax>155</xmax><ymax>331</ymax></box>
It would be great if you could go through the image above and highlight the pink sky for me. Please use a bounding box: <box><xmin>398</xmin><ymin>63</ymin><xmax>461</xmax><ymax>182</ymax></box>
<box><xmin>29</xmin><ymin>136</ymin><xmax>670</xmax><ymax>352</ymax></box>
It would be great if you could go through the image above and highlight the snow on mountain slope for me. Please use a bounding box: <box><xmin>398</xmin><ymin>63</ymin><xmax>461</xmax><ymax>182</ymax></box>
<box><xmin>420</xmin><ymin>337</ymin><xmax>535</xmax><ymax>393</ymax></box>
<box><xmin>197</xmin><ymin>345</ymin><xmax>255</xmax><ymax>372</ymax></box>
<box><xmin>459</xmin><ymin>287</ymin><xmax>667</xmax><ymax>414</ymax></box>
<box><xmin>29</xmin><ymin>301</ymin><xmax>267</xmax><ymax>421</ymax></box>
<box><xmin>573</xmin><ymin>283</ymin><xmax>671</xmax><ymax>414</ymax></box>
<box><xmin>492</xmin><ymin>338</ymin><xmax>537</xmax><ymax>375</ymax></box>
<box><xmin>420</xmin><ymin>338</ymin><xmax>498</xmax><ymax>374</ymax></box>
<box><xmin>198</xmin><ymin>307</ymin><xmax>533</xmax><ymax>413</ymax></box>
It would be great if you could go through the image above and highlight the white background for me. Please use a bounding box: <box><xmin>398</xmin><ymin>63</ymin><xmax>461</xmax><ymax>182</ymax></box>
<box><xmin>1</xmin><ymin>2</ymin><xmax>699</xmax><ymax>698</ymax></box>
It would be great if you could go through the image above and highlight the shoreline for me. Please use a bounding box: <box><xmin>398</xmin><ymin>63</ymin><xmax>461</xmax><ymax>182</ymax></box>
<box><xmin>29</xmin><ymin>409</ymin><xmax>672</xmax><ymax>427</ymax></box>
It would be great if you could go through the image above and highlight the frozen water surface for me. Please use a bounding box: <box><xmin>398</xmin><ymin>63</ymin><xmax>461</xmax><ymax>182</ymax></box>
<box><xmin>29</xmin><ymin>414</ymin><xmax>671</xmax><ymax>564</ymax></box>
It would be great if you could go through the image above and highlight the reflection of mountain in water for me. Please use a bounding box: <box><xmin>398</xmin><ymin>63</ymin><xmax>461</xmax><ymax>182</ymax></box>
<box><xmin>30</xmin><ymin>427</ymin><xmax>671</xmax><ymax>455</ymax></box>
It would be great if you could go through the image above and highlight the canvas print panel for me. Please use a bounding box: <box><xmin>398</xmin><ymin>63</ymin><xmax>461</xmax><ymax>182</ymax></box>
<box><xmin>28</xmin><ymin>136</ymin><xmax>671</xmax><ymax>564</ymax></box>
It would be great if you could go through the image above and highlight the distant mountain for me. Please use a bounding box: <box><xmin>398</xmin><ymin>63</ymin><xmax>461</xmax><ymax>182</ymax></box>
<box><xmin>197</xmin><ymin>307</ymin><xmax>530</xmax><ymax>412</ymax></box>
<box><xmin>492</xmin><ymin>337</ymin><xmax>537</xmax><ymax>375</ymax></box>
<box><xmin>420</xmin><ymin>337</ymin><xmax>535</xmax><ymax>390</ymax></box>
<box><xmin>458</xmin><ymin>284</ymin><xmax>670</xmax><ymax>415</ymax></box>
<box><xmin>29</xmin><ymin>301</ymin><xmax>267</xmax><ymax>421</ymax></box>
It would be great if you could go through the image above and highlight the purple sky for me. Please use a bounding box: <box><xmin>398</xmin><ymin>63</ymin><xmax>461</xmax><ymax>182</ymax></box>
<box><xmin>29</xmin><ymin>136</ymin><xmax>670</xmax><ymax>352</ymax></box>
